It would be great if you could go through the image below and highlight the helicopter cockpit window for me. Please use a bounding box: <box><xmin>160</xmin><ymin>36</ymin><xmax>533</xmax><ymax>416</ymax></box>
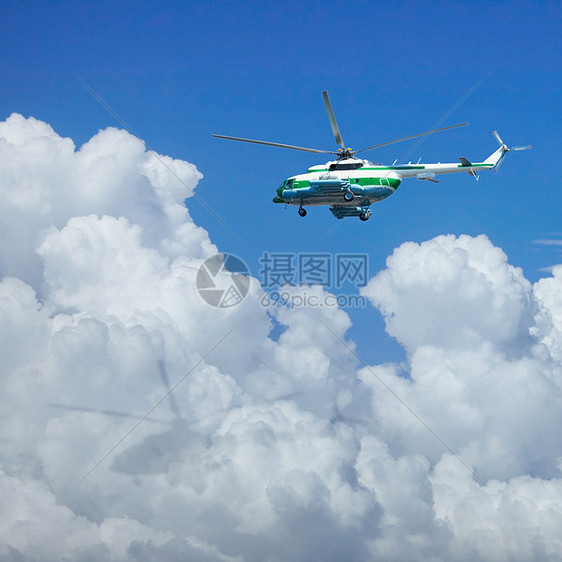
<box><xmin>286</xmin><ymin>179</ymin><xmax>294</xmax><ymax>188</ymax></box>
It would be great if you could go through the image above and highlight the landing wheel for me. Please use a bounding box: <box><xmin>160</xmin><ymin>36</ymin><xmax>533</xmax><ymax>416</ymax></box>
<box><xmin>298</xmin><ymin>207</ymin><xmax>307</xmax><ymax>217</ymax></box>
<box><xmin>343</xmin><ymin>191</ymin><xmax>354</xmax><ymax>202</ymax></box>
<box><xmin>359</xmin><ymin>211</ymin><xmax>371</xmax><ymax>222</ymax></box>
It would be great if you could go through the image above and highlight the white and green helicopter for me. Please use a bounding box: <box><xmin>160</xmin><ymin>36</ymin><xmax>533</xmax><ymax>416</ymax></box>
<box><xmin>213</xmin><ymin>92</ymin><xmax>530</xmax><ymax>221</ymax></box>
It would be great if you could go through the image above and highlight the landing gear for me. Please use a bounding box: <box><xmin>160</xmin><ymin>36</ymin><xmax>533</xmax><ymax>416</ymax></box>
<box><xmin>359</xmin><ymin>210</ymin><xmax>371</xmax><ymax>221</ymax></box>
<box><xmin>298</xmin><ymin>207</ymin><xmax>307</xmax><ymax>217</ymax></box>
<box><xmin>343</xmin><ymin>190</ymin><xmax>354</xmax><ymax>202</ymax></box>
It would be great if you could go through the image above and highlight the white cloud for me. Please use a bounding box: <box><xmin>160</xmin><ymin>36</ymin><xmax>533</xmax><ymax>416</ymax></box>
<box><xmin>534</xmin><ymin>239</ymin><xmax>562</xmax><ymax>247</ymax></box>
<box><xmin>0</xmin><ymin>113</ymin><xmax>209</xmax><ymax>289</ymax></box>
<box><xmin>533</xmin><ymin>265</ymin><xmax>562</xmax><ymax>362</ymax></box>
<box><xmin>0</xmin><ymin>469</ymin><xmax>176</xmax><ymax>561</ymax></box>
<box><xmin>2</xmin><ymin>114</ymin><xmax>562</xmax><ymax>561</ymax></box>
<box><xmin>360</xmin><ymin>236</ymin><xmax>562</xmax><ymax>479</ymax></box>
<box><xmin>432</xmin><ymin>455</ymin><xmax>562</xmax><ymax>561</ymax></box>
<box><xmin>360</xmin><ymin>234</ymin><xmax>535</xmax><ymax>354</ymax></box>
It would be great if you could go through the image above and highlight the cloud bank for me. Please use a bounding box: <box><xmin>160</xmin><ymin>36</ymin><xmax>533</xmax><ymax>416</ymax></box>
<box><xmin>1</xmin><ymin>113</ymin><xmax>562</xmax><ymax>561</ymax></box>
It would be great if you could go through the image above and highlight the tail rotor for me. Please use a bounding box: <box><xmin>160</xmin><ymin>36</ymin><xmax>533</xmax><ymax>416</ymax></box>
<box><xmin>492</xmin><ymin>130</ymin><xmax>531</xmax><ymax>172</ymax></box>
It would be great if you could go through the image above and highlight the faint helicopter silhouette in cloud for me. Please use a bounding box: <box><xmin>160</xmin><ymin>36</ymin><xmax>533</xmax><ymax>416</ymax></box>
<box><xmin>49</xmin><ymin>359</ymin><xmax>304</xmax><ymax>478</ymax></box>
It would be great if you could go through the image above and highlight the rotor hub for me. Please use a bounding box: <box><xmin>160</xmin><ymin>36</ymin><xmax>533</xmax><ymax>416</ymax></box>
<box><xmin>336</xmin><ymin>147</ymin><xmax>356</xmax><ymax>160</ymax></box>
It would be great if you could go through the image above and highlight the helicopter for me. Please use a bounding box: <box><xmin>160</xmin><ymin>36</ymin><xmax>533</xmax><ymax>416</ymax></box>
<box><xmin>213</xmin><ymin>92</ymin><xmax>530</xmax><ymax>221</ymax></box>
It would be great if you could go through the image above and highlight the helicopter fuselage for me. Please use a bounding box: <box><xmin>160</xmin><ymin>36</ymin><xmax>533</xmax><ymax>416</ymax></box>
<box><xmin>273</xmin><ymin>155</ymin><xmax>497</xmax><ymax>217</ymax></box>
<box><xmin>274</xmin><ymin>160</ymin><xmax>400</xmax><ymax>208</ymax></box>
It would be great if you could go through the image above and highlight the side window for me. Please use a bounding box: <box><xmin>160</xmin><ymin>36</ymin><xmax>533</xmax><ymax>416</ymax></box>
<box><xmin>287</xmin><ymin>179</ymin><xmax>293</xmax><ymax>188</ymax></box>
<box><xmin>330</xmin><ymin>162</ymin><xmax>364</xmax><ymax>171</ymax></box>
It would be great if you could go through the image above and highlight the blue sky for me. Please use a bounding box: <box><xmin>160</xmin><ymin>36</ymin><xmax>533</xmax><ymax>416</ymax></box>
<box><xmin>2</xmin><ymin>0</ymin><xmax>560</xmax><ymax>363</ymax></box>
<box><xmin>3</xmin><ymin>3</ymin><xmax>562</xmax><ymax>559</ymax></box>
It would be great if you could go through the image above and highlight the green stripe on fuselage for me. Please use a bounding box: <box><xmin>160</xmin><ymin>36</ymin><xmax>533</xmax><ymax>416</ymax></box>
<box><xmin>291</xmin><ymin>177</ymin><xmax>401</xmax><ymax>189</ymax></box>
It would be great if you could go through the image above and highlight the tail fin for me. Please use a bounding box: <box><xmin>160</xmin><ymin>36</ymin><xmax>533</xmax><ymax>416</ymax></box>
<box><xmin>482</xmin><ymin>145</ymin><xmax>506</xmax><ymax>168</ymax></box>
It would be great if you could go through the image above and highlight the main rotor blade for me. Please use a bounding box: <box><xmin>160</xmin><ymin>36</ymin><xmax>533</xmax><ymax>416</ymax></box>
<box><xmin>158</xmin><ymin>360</ymin><xmax>182</xmax><ymax>421</ymax></box>
<box><xmin>48</xmin><ymin>403</ymin><xmax>171</xmax><ymax>425</ymax></box>
<box><xmin>511</xmin><ymin>145</ymin><xmax>532</xmax><ymax>151</ymax></box>
<box><xmin>356</xmin><ymin>122</ymin><xmax>469</xmax><ymax>153</ymax></box>
<box><xmin>322</xmin><ymin>91</ymin><xmax>345</xmax><ymax>149</ymax></box>
<box><xmin>212</xmin><ymin>134</ymin><xmax>335</xmax><ymax>155</ymax></box>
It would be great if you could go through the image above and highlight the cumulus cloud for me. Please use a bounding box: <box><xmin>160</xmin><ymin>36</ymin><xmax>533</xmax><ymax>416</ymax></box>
<box><xmin>534</xmin><ymin>265</ymin><xmax>562</xmax><ymax>363</ymax></box>
<box><xmin>1</xmin><ymin>114</ymin><xmax>562</xmax><ymax>561</ymax></box>
<box><xmin>360</xmin><ymin>236</ymin><xmax>562</xmax><ymax>479</ymax></box>
<box><xmin>361</xmin><ymin>234</ymin><xmax>536</xmax><ymax>354</ymax></box>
